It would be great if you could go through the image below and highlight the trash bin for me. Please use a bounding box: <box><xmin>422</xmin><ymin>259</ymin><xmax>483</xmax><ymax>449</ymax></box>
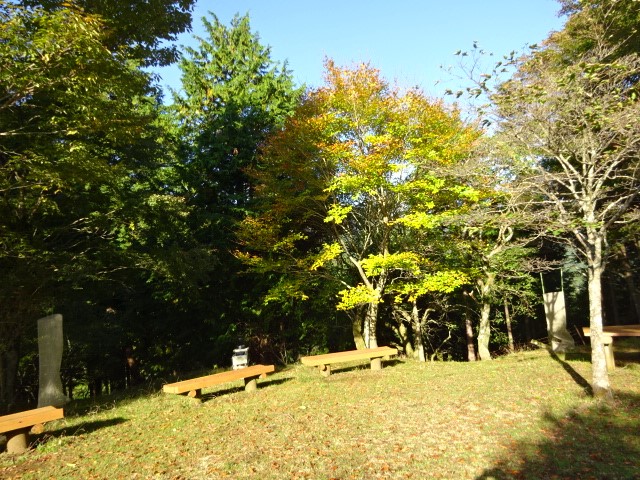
<box><xmin>231</xmin><ymin>345</ymin><xmax>249</xmax><ymax>370</ymax></box>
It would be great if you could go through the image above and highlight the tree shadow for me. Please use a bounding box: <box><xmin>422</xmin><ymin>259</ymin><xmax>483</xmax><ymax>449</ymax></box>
<box><xmin>549</xmin><ymin>351</ymin><xmax>593</xmax><ymax>395</ymax></box>
<box><xmin>260</xmin><ymin>376</ymin><xmax>293</xmax><ymax>389</ymax></box>
<box><xmin>308</xmin><ymin>359</ymin><xmax>403</xmax><ymax>377</ymax></box>
<box><xmin>197</xmin><ymin>377</ymin><xmax>293</xmax><ymax>403</ymax></box>
<box><xmin>62</xmin><ymin>381</ymin><xmax>169</xmax><ymax>417</ymax></box>
<box><xmin>475</xmin><ymin>391</ymin><xmax>640</xmax><ymax>479</ymax></box>
<box><xmin>27</xmin><ymin>417</ymin><xmax>128</xmax><ymax>451</ymax></box>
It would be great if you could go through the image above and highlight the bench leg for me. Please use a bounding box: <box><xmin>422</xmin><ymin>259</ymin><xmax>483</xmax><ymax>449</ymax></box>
<box><xmin>319</xmin><ymin>364</ymin><xmax>331</xmax><ymax>377</ymax></box>
<box><xmin>187</xmin><ymin>389</ymin><xmax>202</xmax><ymax>398</ymax></box>
<box><xmin>244</xmin><ymin>377</ymin><xmax>258</xmax><ymax>392</ymax></box>
<box><xmin>31</xmin><ymin>423</ymin><xmax>45</xmax><ymax>435</ymax></box>
<box><xmin>371</xmin><ymin>357</ymin><xmax>382</xmax><ymax>371</ymax></box>
<box><xmin>5</xmin><ymin>428</ymin><xmax>30</xmax><ymax>454</ymax></box>
<box><xmin>603</xmin><ymin>338</ymin><xmax>615</xmax><ymax>371</ymax></box>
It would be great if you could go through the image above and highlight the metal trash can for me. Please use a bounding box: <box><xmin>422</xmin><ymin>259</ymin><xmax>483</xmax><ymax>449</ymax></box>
<box><xmin>231</xmin><ymin>345</ymin><xmax>249</xmax><ymax>370</ymax></box>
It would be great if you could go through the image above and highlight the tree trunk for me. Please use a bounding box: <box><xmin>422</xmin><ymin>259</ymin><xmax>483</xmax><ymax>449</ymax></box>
<box><xmin>396</xmin><ymin>321</ymin><xmax>415</xmax><ymax>358</ymax></box>
<box><xmin>464</xmin><ymin>310</ymin><xmax>477</xmax><ymax>362</ymax></box>
<box><xmin>411</xmin><ymin>302</ymin><xmax>426</xmax><ymax>362</ymax></box>
<box><xmin>504</xmin><ymin>298</ymin><xmax>515</xmax><ymax>352</ymax></box>
<box><xmin>351</xmin><ymin>310</ymin><xmax>366</xmax><ymax>350</ymax></box>
<box><xmin>477</xmin><ymin>301</ymin><xmax>492</xmax><ymax>360</ymax></box>
<box><xmin>477</xmin><ymin>272</ymin><xmax>495</xmax><ymax>360</ymax></box>
<box><xmin>603</xmin><ymin>275</ymin><xmax>621</xmax><ymax>325</ymax></box>
<box><xmin>587</xmin><ymin>232</ymin><xmax>612</xmax><ymax>399</ymax></box>
<box><xmin>0</xmin><ymin>343</ymin><xmax>19</xmax><ymax>414</ymax></box>
<box><xmin>524</xmin><ymin>314</ymin><xmax>532</xmax><ymax>343</ymax></box>
<box><xmin>363</xmin><ymin>302</ymin><xmax>378</xmax><ymax>348</ymax></box>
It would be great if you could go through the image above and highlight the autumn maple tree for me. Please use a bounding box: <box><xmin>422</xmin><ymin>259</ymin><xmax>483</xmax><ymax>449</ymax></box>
<box><xmin>239</xmin><ymin>61</ymin><xmax>479</xmax><ymax>352</ymax></box>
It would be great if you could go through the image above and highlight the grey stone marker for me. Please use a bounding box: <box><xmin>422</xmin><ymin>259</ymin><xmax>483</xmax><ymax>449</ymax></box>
<box><xmin>37</xmin><ymin>314</ymin><xmax>68</xmax><ymax>407</ymax></box>
<box><xmin>543</xmin><ymin>291</ymin><xmax>575</xmax><ymax>353</ymax></box>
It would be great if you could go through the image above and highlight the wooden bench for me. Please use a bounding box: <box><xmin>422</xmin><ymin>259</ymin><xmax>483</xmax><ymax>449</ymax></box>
<box><xmin>300</xmin><ymin>346</ymin><xmax>397</xmax><ymax>377</ymax></box>
<box><xmin>162</xmin><ymin>364</ymin><xmax>275</xmax><ymax>398</ymax></box>
<box><xmin>1</xmin><ymin>406</ymin><xmax>64</xmax><ymax>454</ymax></box>
<box><xmin>583</xmin><ymin>324</ymin><xmax>640</xmax><ymax>371</ymax></box>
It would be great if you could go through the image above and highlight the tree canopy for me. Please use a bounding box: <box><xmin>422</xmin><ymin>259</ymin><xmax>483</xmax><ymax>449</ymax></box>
<box><xmin>491</xmin><ymin>0</ymin><xmax>640</xmax><ymax>398</ymax></box>
<box><xmin>3</xmin><ymin>0</ymin><xmax>640</xmax><ymax>411</ymax></box>
<box><xmin>19</xmin><ymin>0</ymin><xmax>196</xmax><ymax>66</ymax></box>
<box><xmin>239</xmin><ymin>61</ymin><xmax>480</xmax><ymax>351</ymax></box>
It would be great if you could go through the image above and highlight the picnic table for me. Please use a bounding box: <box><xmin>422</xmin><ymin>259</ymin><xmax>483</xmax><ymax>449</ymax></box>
<box><xmin>582</xmin><ymin>324</ymin><xmax>640</xmax><ymax>371</ymax></box>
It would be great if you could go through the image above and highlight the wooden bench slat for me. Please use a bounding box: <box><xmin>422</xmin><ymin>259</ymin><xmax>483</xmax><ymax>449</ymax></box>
<box><xmin>0</xmin><ymin>406</ymin><xmax>59</xmax><ymax>423</ymax></box>
<box><xmin>163</xmin><ymin>364</ymin><xmax>274</xmax><ymax>395</ymax></box>
<box><xmin>300</xmin><ymin>347</ymin><xmax>397</xmax><ymax>367</ymax></box>
<box><xmin>0</xmin><ymin>406</ymin><xmax>64</xmax><ymax>434</ymax></box>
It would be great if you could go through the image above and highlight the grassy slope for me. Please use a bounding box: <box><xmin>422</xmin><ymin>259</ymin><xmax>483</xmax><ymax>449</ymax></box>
<box><xmin>1</xmin><ymin>349</ymin><xmax>639</xmax><ymax>480</ymax></box>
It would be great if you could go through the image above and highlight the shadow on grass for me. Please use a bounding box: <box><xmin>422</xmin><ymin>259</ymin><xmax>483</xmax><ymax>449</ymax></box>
<box><xmin>565</xmin><ymin>338</ymin><xmax>640</xmax><ymax>369</ymax></box>
<box><xmin>198</xmin><ymin>377</ymin><xmax>293</xmax><ymax>403</ymax></box>
<box><xmin>549</xmin><ymin>351</ymin><xmax>593</xmax><ymax>395</ymax></box>
<box><xmin>28</xmin><ymin>417</ymin><xmax>128</xmax><ymax>450</ymax></box>
<box><xmin>48</xmin><ymin>417</ymin><xmax>128</xmax><ymax>437</ymax></box>
<box><xmin>475</xmin><ymin>391</ymin><xmax>640</xmax><ymax>480</ymax></box>
<box><xmin>307</xmin><ymin>359</ymin><xmax>403</xmax><ymax>377</ymax></box>
<box><xmin>62</xmin><ymin>382</ymin><xmax>168</xmax><ymax>417</ymax></box>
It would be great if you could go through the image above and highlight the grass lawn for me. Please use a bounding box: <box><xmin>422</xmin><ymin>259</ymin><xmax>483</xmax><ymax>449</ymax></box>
<box><xmin>1</xmin><ymin>348</ymin><xmax>639</xmax><ymax>479</ymax></box>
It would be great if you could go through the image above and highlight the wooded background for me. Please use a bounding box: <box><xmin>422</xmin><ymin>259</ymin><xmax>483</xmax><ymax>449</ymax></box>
<box><xmin>1</xmin><ymin>0</ymin><xmax>638</xmax><ymax>410</ymax></box>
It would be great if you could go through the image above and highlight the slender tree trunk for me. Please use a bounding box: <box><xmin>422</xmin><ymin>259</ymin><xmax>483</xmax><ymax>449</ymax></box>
<box><xmin>524</xmin><ymin>315</ymin><xmax>532</xmax><ymax>343</ymax></box>
<box><xmin>604</xmin><ymin>275</ymin><xmax>621</xmax><ymax>325</ymax></box>
<box><xmin>504</xmin><ymin>298</ymin><xmax>515</xmax><ymax>352</ymax></box>
<box><xmin>477</xmin><ymin>272</ymin><xmax>495</xmax><ymax>360</ymax></box>
<box><xmin>0</xmin><ymin>343</ymin><xmax>19</xmax><ymax>414</ymax></box>
<box><xmin>411</xmin><ymin>302</ymin><xmax>426</xmax><ymax>362</ymax></box>
<box><xmin>464</xmin><ymin>308</ymin><xmax>477</xmax><ymax>362</ymax></box>
<box><xmin>363</xmin><ymin>301</ymin><xmax>378</xmax><ymax>348</ymax></box>
<box><xmin>351</xmin><ymin>309</ymin><xmax>366</xmax><ymax>350</ymax></box>
<box><xmin>477</xmin><ymin>301</ymin><xmax>492</xmax><ymax>360</ymax></box>
<box><xmin>587</xmin><ymin>232</ymin><xmax>612</xmax><ymax>399</ymax></box>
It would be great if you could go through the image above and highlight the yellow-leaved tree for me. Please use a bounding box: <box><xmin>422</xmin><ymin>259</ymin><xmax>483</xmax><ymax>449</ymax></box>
<box><xmin>238</xmin><ymin>61</ymin><xmax>480</xmax><ymax>353</ymax></box>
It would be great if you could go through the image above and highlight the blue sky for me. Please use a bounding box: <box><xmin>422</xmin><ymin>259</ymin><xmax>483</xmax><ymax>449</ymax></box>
<box><xmin>154</xmin><ymin>0</ymin><xmax>566</xmax><ymax>99</ymax></box>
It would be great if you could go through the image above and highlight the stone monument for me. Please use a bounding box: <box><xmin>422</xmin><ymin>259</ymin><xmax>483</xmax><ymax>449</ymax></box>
<box><xmin>37</xmin><ymin>314</ymin><xmax>68</xmax><ymax>407</ymax></box>
<box><xmin>543</xmin><ymin>290</ymin><xmax>575</xmax><ymax>353</ymax></box>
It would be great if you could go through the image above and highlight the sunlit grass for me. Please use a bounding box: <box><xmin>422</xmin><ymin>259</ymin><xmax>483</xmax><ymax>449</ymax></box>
<box><xmin>1</xmin><ymin>348</ymin><xmax>639</xmax><ymax>479</ymax></box>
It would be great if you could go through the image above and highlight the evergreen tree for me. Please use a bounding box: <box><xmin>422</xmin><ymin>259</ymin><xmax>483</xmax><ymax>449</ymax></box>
<box><xmin>171</xmin><ymin>13</ymin><xmax>301</xmax><ymax>357</ymax></box>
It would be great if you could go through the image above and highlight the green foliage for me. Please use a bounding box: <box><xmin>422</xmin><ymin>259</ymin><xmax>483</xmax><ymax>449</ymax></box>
<box><xmin>337</xmin><ymin>284</ymin><xmax>382</xmax><ymax>311</ymax></box>
<box><xmin>174</xmin><ymin>13</ymin><xmax>300</xmax><ymax>214</ymax></box>
<box><xmin>0</xmin><ymin>4</ymin><xmax>157</xmax><ymax>323</ymax></box>
<box><xmin>19</xmin><ymin>0</ymin><xmax>196</xmax><ymax>66</ymax></box>
<box><xmin>166</xmin><ymin>12</ymin><xmax>303</xmax><ymax>363</ymax></box>
<box><xmin>0</xmin><ymin>2</ymin><xmax>200</xmax><ymax>408</ymax></box>
<box><xmin>241</xmin><ymin>61</ymin><xmax>481</xmax><ymax>348</ymax></box>
<box><xmin>310</xmin><ymin>243</ymin><xmax>343</xmax><ymax>271</ymax></box>
<box><xmin>559</xmin><ymin>0</ymin><xmax>640</xmax><ymax>60</ymax></box>
<box><xmin>396</xmin><ymin>270</ymin><xmax>470</xmax><ymax>298</ymax></box>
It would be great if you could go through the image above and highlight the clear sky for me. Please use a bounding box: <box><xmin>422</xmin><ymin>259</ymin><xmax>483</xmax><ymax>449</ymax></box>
<box><xmin>154</xmin><ymin>0</ymin><xmax>566</xmax><ymax>99</ymax></box>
